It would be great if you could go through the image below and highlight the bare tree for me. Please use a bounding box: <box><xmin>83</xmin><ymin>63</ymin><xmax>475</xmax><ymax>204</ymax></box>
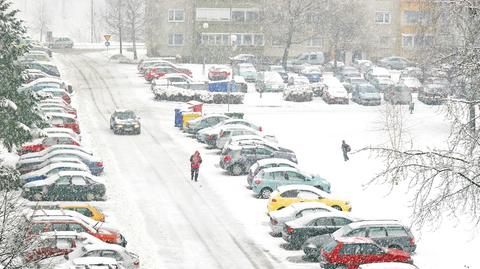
<box><xmin>105</xmin><ymin>0</ymin><xmax>124</xmax><ymax>54</ymax></box>
<box><xmin>363</xmin><ymin>1</ymin><xmax>480</xmax><ymax>228</ymax></box>
<box><xmin>32</xmin><ymin>0</ymin><xmax>49</xmax><ymax>42</ymax></box>
<box><xmin>124</xmin><ymin>0</ymin><xmax>144</xmax><ymax>60</ymax></box>
<box><xmin>267</xmin><ymin>0</ymin><xmax>322</xmax><ymax>69</ymax></box>
<box><xmin>319</xmin><ymin>0</ymin><xmax>369</xmax><ymax>69</ymax></box>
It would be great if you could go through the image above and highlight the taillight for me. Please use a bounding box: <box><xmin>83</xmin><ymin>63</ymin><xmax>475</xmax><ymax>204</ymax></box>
<box><xmin>207</xmin><ymin>135</ymin><xmax>214</xmax><ymax>140</ymax></box>
<box><xmin>259</xmin><ymin>126</ymin><xmax>262</xmax><ymax>132</ymax></box>
<box><xmin>287</xmin><ymin>226</ymin><xmax>294</xmax><ymax>234</ymax></box>
<box><xmin>254</xmin><ymin>179</ymin><xmax>262</xmax><ymax>185</ymax></box>
<box><xmin>134</xmin><ymin>260</ymin><xmax>139</xmax><ymax>266</ymax></box>
<box><xmin>95</xmin><ymin>162</ymin><xmax>103</xmax><ymax>167</ymax></box>
<box><xmin>219</xmin><ymin>130</ymin><xmax>224</xmax><ymax>137</ymax></box>
<box><xmin>223</xmin><ymin>155</ymin><xmax>232</xmax><ymax>162</ymax></box>
<box><xmin>409</xmin><ymin>237</ymin><xmax>415</xmax><ymax>246</ymax></box>
<box><xmin>271</xmin><ymin>198</ymin><xmax>277</xmax><ymax>203</ymax></box>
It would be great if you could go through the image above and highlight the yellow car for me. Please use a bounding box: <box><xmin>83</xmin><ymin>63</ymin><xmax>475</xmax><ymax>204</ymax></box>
<box><xmin>267</xmin><ymin>184</ymin><xmax>351</xmax><ymax>213</ymax></box>
<box><xmin>29</xmin><ymin>203</ymin><xmax>106</xmax><ymax>222</ymax></box>
<box><xmin>60</xmin><ymin>204</ymin><xmax>106</xmax><ymax>222</ymax></box>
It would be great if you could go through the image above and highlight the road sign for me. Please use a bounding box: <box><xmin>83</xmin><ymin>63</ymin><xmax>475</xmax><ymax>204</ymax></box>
<box><xmin>105</xmin><ymin>41</ymin><xmax>111</xmax><ymax>47</ymax></box>
<box><xmin>103</xmin><ymin>34</ymin><xmax>112</xmax><ymax>41</ymax></box>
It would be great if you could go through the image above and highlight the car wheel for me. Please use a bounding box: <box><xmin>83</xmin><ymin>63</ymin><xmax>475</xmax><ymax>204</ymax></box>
<box><xmin>136</xmin><ymin>128</ymin><xmax>141</xmax><ymax>135</ymax></box>
<box><xmin>230</xmin><ymin>164</ymin><xmax>244</xmax><ymax>176</ymax></box>
<box><xmin>33</xmin><ymin>193</ymin><xmax>43</xmax><ymax>201</ymax></box>
<box><xmin>259</xmin><ymin>188</ymin><xmax>273</xmax><ymax>199</ymax></box>
<box><xmin>86</xmin><ymin>193</ymin><xmax>96</xmax><ymax>201</ymax></box>
<box><xmin>332</xmin><ymin>205</ymin><xmax>342</xmax><ymax>211</ymax></box>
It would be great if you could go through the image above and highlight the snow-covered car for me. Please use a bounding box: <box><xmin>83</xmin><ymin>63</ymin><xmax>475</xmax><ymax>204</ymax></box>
<box><xmin>20</xmin><ymin>161</ymin><xmax>89</xmax><ymax>185</ymax></box>
<box><xmin>372</xmin><ymin>77</ymin><xmax>395</xmax><ymax>93</ymax></box>
<box><xmin>39</xmin><ymin>127</ymin><xmax>82</xmax><ymax>142</ymax></box>
<box><xmin>399</xmin><ymin>76</ymin><xmax>423</xmax><ymax>93</ymax></box>
<box><xmin>40</xmin><ymin>106</ymin><xmax>77</xmax><ymax>118</ymax></box>
<box><xmin>268</xmin><ymin>202</ymin><xmax>336</xmax><ymax>235</ymax></box>
<box><xmin>230</xmin><ymin>54</ymin><xmax>256</xmax><ymax>64</ymax></box>
<box><xmin>282</xmin><ymin>211</ymin><xmax>357</xmax><ymax>249</ymax></box>
<box><xmin>267</xmin><ymin>65</ymin><xmax>289</xmax><ymax>83</ymax></box>
<box><xmin>300</xmin><ymin>66</ymin><xmax>322</xmax><ymax>83</ymax></box>
<box><xmin>358</xmin><ymin>263</ymin><xmax>419</xmax><ymax>269</ymax></box>
<box><xmin>54</xmin><ymin>257</ymin><xmax>122</xmax><ymax>269</ymax></box>
<box><xmin>208</xmin><ymin>65</ymin><xmax>231</xmax><ymax>81</ymax></box>
<box><xmin>418</xmin><ymin>83</ymin><xmax>448</xmax><ymax>105</ymax></box>
<box><xmin>19</xmin><ymin>51</ymin><xmax>50</xmax><ymax>62</ymax></box>
<box><xmin>20</xmin><ymin>145</ymin><xmax>93</xmax><ymax>160</ymax></box>
<box><xmin>351</xmin><ymin>83</ymin><xmax>381</xmax><ymax>106</ymax></box>
<box><xmin>222</xmin><ymin>134</ymin><xmax>272</xmax><ymax>151</ymax></box>
<box><xmin>288</xmin><ymin>52</ymin><xmax>325</xmax><ymax>72</ymax></box>
<box><xmin>324</xmin><ymin>60</ymin><xmax>345</xmax><ymax>71</ymax></box>
<box><xmin>21</xmin><ymin>61</ymin><xmax>61</xmax><ymax>77</ymax></box>
<box><xmin>365</xmin><ymin>66</ymin><xmax>391</xmax><ymax>84</ymax></box>
<box><xmin>287</xmin><ymin>75</ymin><xmax>310</xmax><ymax>86</ymax></box>
<box><xmin>17</xmin><ymin>149</ymin><xmax>104</xmax><ymax>175</ymax></box>
<box><xmin>21</xmin><ymin>77</ymin><xmax>73</xmax><ymax>95</ymax></box>
<box><xmin>233</xmin><ymin>63</ymin><xmax>257</xmax><ymax>82</ymax></box>
<box><xmin>150</xmin><ymin>73</ymin><xmax>207</xmax><ymax>91</ymax></box>
<box><xmin>196</xmin><ymin>119</ymin><xmax>262</xmax><ymax>144</ymax></box>
<box><xmin>48</xmin><ymin>37</ymin><xmax>74</xmax><ymax>49</ymax></box>
<box><xmin>343</xmin><ymin>77</ymin><xmax>368</xmax><ymax>93</ymax></box>
<box><xmin>400</xmin><ymin>67</ymin><xmax>423</xmax><ymax>80</ymax></box>
<box><xmin>46</xmin><ymin>112</ymin><xmax>81</xmax><ymax>134</ymax></box>
<box><xmin>353</xmin><ymin>59</ymin><xmax>373</xmax><ymax>74</ymax></box>
<box><xmin>384</xmin><ymin>84</ymin><xmax>412</xmax><ymax>105</ymax></box>
<box><xmin>215</xmin><ymin>125</ymin><xmax>271</xmax><ymax>149</ymax></box>
<box><xmin>17</xmin><ymin>157</ymin><xmax>85</xmax><ymax>175</ymax></box>
<box><xmin>184</xmin><ymin>114</ymin><xmax>230</xmax><ymax>134</ymax></box>
<box><xmin>36</xmin><ymin>88</ymin><xmax>71</xmax><ymax>104</ymax></box>
<box><xmin>247</xmin><ymin>158</ymin><xmax>299</xmax><ymax>187</ymax></box>
<box><xmin>336</xmin><ymin>66</ymin><xmax>361</xmax><ymax>82</ymax></box>
<box><xmin>378</xmin><ymin>56</ymin><xmax>414</xmax><ymax>70</ymax></box>
<box><xmin>23</xmin><ymin>171</ymin><xmax>106</xmax><ymax>201</ymax></box>
<box><xmin>255</xmin><ymin>71</ymin><xmax>285</xmax><ymax>92</ymax></box>
<box><xmin>19</xmin><ymin>134</ymin><xmax>81</xmax><ymax>155</ymax></box>
<box><xmin>322</xmin><ymin>78</ymin><xmax>349</xmax><ymax>104</ymax></box>
<box><xmin>50</xmin><ymin>243</ymin><xmax>139</xmax><ymax>269</ymax></box>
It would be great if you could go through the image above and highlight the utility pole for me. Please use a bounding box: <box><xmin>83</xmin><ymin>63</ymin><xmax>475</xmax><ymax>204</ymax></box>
<box><xmin>91</xmin><ymin>0</ymin><xmax>94</xmax><ymax>43</ymax></box>
<box><xmin>119</xmin><ymin>0</ymin><xmax>123</xmax><ymax>54</ymax></box>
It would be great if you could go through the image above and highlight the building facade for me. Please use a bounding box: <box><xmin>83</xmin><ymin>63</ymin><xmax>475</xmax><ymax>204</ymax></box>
<box><xmin>145</xmin><ymin>0</ymin><xmax>429</xmax><ymax>63</ymax></box>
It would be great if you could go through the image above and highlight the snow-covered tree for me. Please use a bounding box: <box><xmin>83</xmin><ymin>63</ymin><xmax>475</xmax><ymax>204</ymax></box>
<box><xmin>0</xmin><ymin>0</ymin><xmax>46</xmax><ymax>152</ymax></box>
<box><xmin>365</xmin><ymin>0</ymin><xmax>480</xmax><ymax>228</ymax></box>
<box><xmin>105</xmin><ymin>0</ymin><xmax>125</xmax><ymax>54</ymax></box>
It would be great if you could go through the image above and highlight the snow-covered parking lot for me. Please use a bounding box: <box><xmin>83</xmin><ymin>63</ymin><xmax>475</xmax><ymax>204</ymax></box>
<box><xmin>54</xmin><ymin>51</ymin><xmax>479</xmax><ymax>269</ymax></box>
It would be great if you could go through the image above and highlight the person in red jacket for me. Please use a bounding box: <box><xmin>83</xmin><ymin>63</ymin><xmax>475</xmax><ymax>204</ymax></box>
<box><xmin>190</xmin><ymin>150</ymin><xmax>202</xmax><ymax>182</ymax></box>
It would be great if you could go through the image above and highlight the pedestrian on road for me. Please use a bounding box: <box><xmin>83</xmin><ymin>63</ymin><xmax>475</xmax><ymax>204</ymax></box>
<box><xmin>341</xmin><ymin>140</ymin><xmax>351</xmax><ymax>162</ymax></box>
<box><xmin>409</xmin><ymin>101</ymin><xmax>415</xmax><ymax>114</ymax></box>
<box><xmin>190</xmin><ymin>150</ymin><xmax>202</xmax><ymax>182</ymax></box>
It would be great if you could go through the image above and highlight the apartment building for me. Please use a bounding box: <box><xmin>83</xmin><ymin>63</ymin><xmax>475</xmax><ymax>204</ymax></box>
<box><xmin>144</xmin><ymin>0</ymin><xmax>428</xmax><ymax>63</ymax></box>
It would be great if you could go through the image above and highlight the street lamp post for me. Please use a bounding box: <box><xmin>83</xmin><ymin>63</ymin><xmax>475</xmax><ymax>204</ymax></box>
<box><xmin>202</xmin><ymin>22</ymin><xmax>209</xmax><ymax>76</ymax></box>
<box><xmin>228</xmin><ymin>34</ymin><xmax>238</xmax><ymax>113</ymax></box>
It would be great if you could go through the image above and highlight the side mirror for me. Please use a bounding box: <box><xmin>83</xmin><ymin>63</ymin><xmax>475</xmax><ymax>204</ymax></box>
<box><xmin>64</xmin><ymin>254</ymin><xmax>69</xmax><ymax>260</ymax></box>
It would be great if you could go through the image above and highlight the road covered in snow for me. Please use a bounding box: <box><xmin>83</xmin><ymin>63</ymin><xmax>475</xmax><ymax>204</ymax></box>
<box><xmin>54</xmin><ymin>50</ymin><xmax>479</xmax><ymax>269</ymax></box>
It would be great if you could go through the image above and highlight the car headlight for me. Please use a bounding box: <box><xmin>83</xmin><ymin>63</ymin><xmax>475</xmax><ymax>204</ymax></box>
<box><xmin>134</xmin><ymin>124</ymin><xmax>140</xmax><ymax>128</ymax></box>
<box><xmin>116</xmin><ymin>124</ymin><xmax>123</xmax><ymax>127</ymax></box>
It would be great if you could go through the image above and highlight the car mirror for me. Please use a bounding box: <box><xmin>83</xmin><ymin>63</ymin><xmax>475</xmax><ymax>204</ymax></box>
<box><xmin>64</xmin><ymin>254</ymin><xmax>69</xmax><ymax>260</ymax></box>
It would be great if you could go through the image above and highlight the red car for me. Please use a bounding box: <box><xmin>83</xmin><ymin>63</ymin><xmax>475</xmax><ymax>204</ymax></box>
<box><xmin>25</xmin><ymin>235</ymin><xmax>76</xmax><ymax>261</ymax></box>
<box><xmin>319</xmin><ymin>237</ymin><xmax>412</xmax><ymax>269</ymax></box>
<box><xmin>48</xmin><ymin>112</ymin><xmax>81</xmax><ymax>134</ymax></box>
<box><xmin>144</xmin><ymin>66</ymin><xmax>178</xmax><ymax>82</ymax></box>
<box><xmin>208</xmin><ymin>66</ymin><xmax>231</xmax><ymax>81</ymax></box>
<box><xmin>20</xmin><ymin>134</ymin><xmax>81</xmax><ymax>155</ymax></box>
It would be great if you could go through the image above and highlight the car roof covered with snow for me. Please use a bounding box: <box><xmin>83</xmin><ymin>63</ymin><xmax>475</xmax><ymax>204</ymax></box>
<box><xmin>261</xmin><ymin>166</ymin><xmax>300</xmax><ymax>174</ymax></box>
<box><xmin>275</xmin><ymin>184</ymin><xmax>331</xmax><ymax>197</ymax></box>
<box><xmin>336</xmin><ymin>236</ymin><xmax>375</xmax><ymax>244</ymax></box>
<box><xmin>23</xmin><ymin>171</ymin><xmax>105</xmax><ymax>188</ymax></box>
<box><xmin>82</xmin><ymin>242</ymin><xmax>126</xmax><ymax>252</ymax></box>
<box><xmin>358</xmin><ymin>262</ymin><xmax>419</xmax><ymax>269</ymax></box>
<box><xmin>72</xmin><ymin>257</ymin><xmax>118</xmax><ymax>266</ymax></box>
<box><xmin>347</xmin><ymin>219</ymin><xmax>404</xmax><ymax>229</ymax></box>
<box><xmin>288</xmin><ymin>211</ymin><xmax>355</xmax><ymax>226</ymax></box>
<box><xmin>46</xmin><ymin>112</ymin><xmax>76</xmax><ymax>119</ymax></box>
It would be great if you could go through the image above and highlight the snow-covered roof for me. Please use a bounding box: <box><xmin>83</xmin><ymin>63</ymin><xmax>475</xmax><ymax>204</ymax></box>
<box><xmin>289</xmin><ymin>201</ymin><xmax>333</xmax><ymax>212</ymax></box>
<box><xmin>289</xmin><ymin>211</ymin><xmax>354</xmax><ymax>226</ymax></box>
<box><xmin>358</xmin><ymin>263</ymin><xmax>419</xmax><ymax>269</ymax></box>
<box><xmin>275</xmin><ymin>184</ymin><xmax>330</xmax><ymax>197</ymax></box>
<box><xmin>46</xmin><ymin>112</ymin><xmax>76</xmax><ymax>119</ymax></box>
<box><xmin>72</xmin><ymin>257</ymin><xmax>118</xmax><ymax>266</ymax></box>
<box><xmin>347</xmin><ymin>220</ymin><xmax>403</xmax><ymax>229</ymax></box>
<box><xmin>82</xmin><ymin>242</ymin><xmax>125</xmax><ymax>252</ymax></box>
<box><xmin>261</xmin><ymin>166</ymin><xmax>300</xmax><ymax>174</ymax></box>
<box><xmin>336</xmin><ymin>236</ymin><xmax>375</xmax><ymax>244</ymax></box>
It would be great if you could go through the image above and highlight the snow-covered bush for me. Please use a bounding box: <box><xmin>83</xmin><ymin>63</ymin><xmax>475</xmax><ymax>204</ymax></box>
<box><xmin>283</xmin><ymin>85</ymin><xmax>313</xmax><ymax>102</ymax></box>
<box><xmin>153</xmin><ymin>86</ymin><xmax>244</xmax><ymax>104</ymax></box>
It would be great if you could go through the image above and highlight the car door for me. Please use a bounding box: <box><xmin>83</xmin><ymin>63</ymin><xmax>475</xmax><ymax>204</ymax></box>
<box><xmin>332</xmin><ymin>217</ymin><xmax>353</xmax><ymax>233</ymax></box>
<box><xmin>359</xmin><ymin>243</ymin><xmax>387</xmax><ymax>264</ymax></box>
<box><xmin>287</xmin><ymin>171</ymin><xmax>306</xmax><ymax>185</ymax></box>
<box><xmin>337</xmin><ymin>243</ymin><xmax>362</xmax><ymax>266</ymax></box>
<box><xmin>305</xmin><ymin>217</ymin><xmax>335</xmax><ymax>238</ymax></box>
<box><xmin>296</xmin><ymin>190</ymin><xmax>321</xmax><ymax>203</ymax></box>
<box><xmin>68</xmin><ymin>223</ymin><xmax>88</xmax><ymax>233</ymax></box>
<box><xmin>255</xmin><ymin>147</ymin><xmax>273</xmax><ymax>161</ymax></box>
<box><xmin>70</xmin><ymin>176</ymin><xmax>89</xmax><ymax>200</ymax></box>
<box><xmin>366</xmin><ymin>227</ymin><xmax>388</xmax><ymax>248</ymax></box>
<box><xmin>240</xmin><ymin>148</ymin><xmax>257</xmax><ymax>168</ymax></box>
<box><xmin>48</xmin><ymin>176</ymin><xmax>72</xmax><ymax>200</ymax></box>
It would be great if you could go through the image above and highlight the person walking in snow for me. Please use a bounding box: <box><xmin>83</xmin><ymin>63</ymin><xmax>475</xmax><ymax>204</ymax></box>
<box><xmin>190</xmin><ymin>150</ymin><xmax>202</xmax><ymax>182</ymax></box>
<box><xmin>341</xmin><ymin>140</ymin><xmax>351</xmax><ymax>161</ymax></box>
<box><xmin>409</xmin><ymin>101</ymin><xmax>415</xmax><ymax>114</ymax></box>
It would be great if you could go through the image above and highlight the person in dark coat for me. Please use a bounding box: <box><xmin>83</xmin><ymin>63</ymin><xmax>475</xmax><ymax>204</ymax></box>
<box><xmin>190</xmin><ymin>150</ymin><xmax>202</xmax><ymax>182</ymax></box>
<box><xmin>409</xmin><ymin>101</ymin><xmax>415</xmax><ymax>114</ymax></box>
<box><xmin>341</xmin><ymin>140</ymin><xmax>351</xmax><ymax>161</ymax></box>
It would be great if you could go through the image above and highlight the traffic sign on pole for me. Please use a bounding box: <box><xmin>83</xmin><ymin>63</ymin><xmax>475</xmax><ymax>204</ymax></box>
<box><xmin>103</xmin><ymin>34</ymin><xmax>112</xmax><ymax>41</ymax></box>
<box><xmin>104</xmin><ymin>41</ymin><xmax>111</xmax><ymax>47</ymax></box>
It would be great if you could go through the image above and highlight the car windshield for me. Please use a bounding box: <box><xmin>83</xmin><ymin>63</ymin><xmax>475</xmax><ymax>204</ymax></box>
<box><xmin>116</xmin><ymin>111</ymin><xmax>136</xmax><ymax>119</ymax></box>
<box><xmin>332</xmin><ymin>225</ymin><xmax>351</xmax><ymax>237</ymax></box>
<box><xmin>359</xmin><ymin>85</ymin><xmax>378</xmax><ymax>93</ymax></box>
<box><xmin>322</xmin><ymin>238</ymin><xmax>338</xmax><ymax>253</ymax></box>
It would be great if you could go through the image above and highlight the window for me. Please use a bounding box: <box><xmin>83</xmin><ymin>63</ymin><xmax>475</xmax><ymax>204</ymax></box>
<box><xmin>313</xmin><ymin>217</ymin><xmax>334</xmax><ymax>226</ymax></box>
<box><xmin>243</xmin><ymin>34</ymin><xmax>253</xmax><ymax>46</ymax></box>
<box><xmin>168</xmin><ymin>33</ymin><xmax>184</xmax><ymax>46</ymax></box>
<box><xmin>196</xmin><ymin>8</ymin><xmax>230</xmax><ymax>21</ymax></box>
<box><xmin>231</xmin><ymin>8</ymin><xmax>259</xmax><ymax>23</ymax></box>
<box><xmin>306</xmin><ymin>37</ymin><xmax>322</xmax><ymax>47</ymax></box>
<box><xmin>31</xmin><ymin>223</ymin><xmax>46</xmax><ymax>233</ymax></box>
<box><xmin>56</xmin><ymin>176</ymin><xmax>70</xmax><ymax>185</ymax></box>
<box><xmin>375</xmin><ymin>11</ymin><xmax>391</xmax><ymax>24</ymax></box>
<box><xmin>241</xmin><ymin>148</ymin><xmax>255</xmax><ymax>155</ymax></box>
<box><xmin>404</xmin><ymin>11</ymin><xmax>430</xmax><ymax>25</ymax></box>
<box><xmin>72</xmin><ymin>207</ymin><xmax>93</xmax><ymax>217</ymax></box>
<box><xmin>255</xmin><ymin>148</ymin><xmax>272</xmax><ymax>156</ymax></box>
<box><xmin>306</xmin><ymin>12</ymin><xmax>321</xmax><ymax>24</ymax></box>
<box><xmin>280</xmin><ymin>190</ymin><xmax>298</xmax><ymax>198</ymax></box>
<box><xmin>297</xmin><ymin>208</ymin><xmax>329</xmax><ymax>218</ymax></box>
<box><xmin>334</xmin><ymin>217</ymin><xmax>352</xmax><ymax>226</ymax></box>
<box><xmin>297</xmin><ymin>191</ymin><xmax>319</xmax><ymax>200</ymax></box>
<box><xmin>287</xmin><ymin>171</ymin><xmax>304</xmax><ymax>181</ymax></box>
<box><xmin>361</xmin><ymin>244</ymin><xmax>384</xmax><ymax>254</ymax></box>
<box><xmin>386</xmin><ymin>226</ymin><xmax>409</xmax><ymax>237</ymax></box>
<box><xmin>68</xmin><ymin>223</ymin><xmax>86</xmax><ymax>233</ymax></box>
<box><xmin>368</xmin><ymin>227</ymin><xmax>387</xmax><ymax>238</ymax></box>
<box><xmin>402</xmin><ymin>34</ymin><xmax>414</xmax><ymax>48</ymax></box>
<box><xmin>168</xmin><ymin>9</ymin><xmax>184</xmax><ymax>22</ymax></box>
<box><xmin>347</xmin><ymin>228</ymin><xmax>366</xmax><ymax>237</ymax></box>
<box><xmin>71</xmin><ymin>176</ymin><xmax>87</xmax><ymax>186</ymax></box>
<box><xmin>254</xmin><ymin>34</ymin><xmax>264</xmax><ymax>46</ymax></box>
<box><xmin>52</xmin><ymin>223</ymin><xmax>68</xmax><ymax>231</ymax></box>
<box><xmin>101</xmin><ymin>250</ymin><xmax>122</xmax><ymax>260</ymax></box>
<box><xmin>200</xmin><ymin>33</ymin><xmax>230</xmax><ymax>46</ymax></box>
<box><xmin>339</xmin><ymin>244</ymin><xmax>360</xmax><ymax>255</ymax></box>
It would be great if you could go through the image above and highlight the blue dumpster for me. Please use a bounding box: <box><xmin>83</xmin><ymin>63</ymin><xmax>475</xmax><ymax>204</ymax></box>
<box><xmin>208</xmin><ymin>80</ymin><xmax>237</xmax><ymax>92</ymax></box>
<box><xmin>174</xmin><ymin>108</ymin><xmax>183</xmax><ymax>127</ymax></box>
